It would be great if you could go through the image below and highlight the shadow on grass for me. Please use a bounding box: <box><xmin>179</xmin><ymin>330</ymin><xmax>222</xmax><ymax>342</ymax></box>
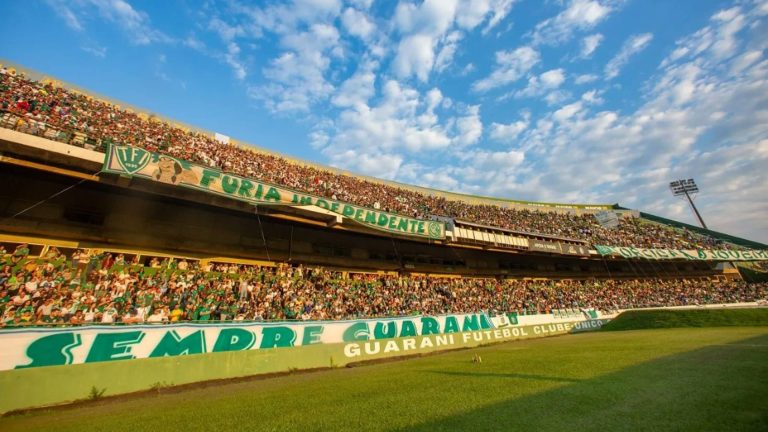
<box><xmin>400</xmin><ymin>333</ymin><xmax>768</xmax><ymax>432</ymax></box>
<box><xmin>426</xmin><ymin>370</ymin><xmax>581</xmax><ymax>383</ymax></box>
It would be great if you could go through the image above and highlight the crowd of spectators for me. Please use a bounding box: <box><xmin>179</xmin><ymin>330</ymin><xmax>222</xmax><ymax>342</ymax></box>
<box><xmin>1</xmin><ymin>246</ymin><xmax>765</xmax><ymax>328</ymax></box>
<box><xmin>0</xmin><ymin>68</ymin><xmax>732</xmax><ymax>250</ymax></box>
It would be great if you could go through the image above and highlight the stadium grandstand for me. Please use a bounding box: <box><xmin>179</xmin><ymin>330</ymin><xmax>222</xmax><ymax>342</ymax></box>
<box><xmin>0</xmin><ymin>61</ymin><xmax>767</xmax><ymax>414</ymax></box>
<box><xmin>1</xmin><ymin>61</ymin><xmax>767</xmax><ymax>325</ymax></box>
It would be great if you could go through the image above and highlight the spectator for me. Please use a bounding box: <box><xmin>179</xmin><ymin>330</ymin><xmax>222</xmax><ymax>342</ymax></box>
<box><xmin>0</xmin><ymin>71</ymin><xmax>738</xmax><ymax>250</ymax></box>
<box><xmin>1</xmin><ymin>249</ymin><xmax>765</xmax><ymax>327</ymax></box>
<box><xmin>11</xmin><ymin>244</ymin><xmax>29</xmax><ymax>264</ymax></box>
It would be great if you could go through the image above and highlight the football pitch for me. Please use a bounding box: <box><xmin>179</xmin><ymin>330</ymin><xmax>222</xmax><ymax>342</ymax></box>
<box><xmin>2</xmin><ymin>326</ymin><xmax>767</xmax><ymax>431</ymax></box>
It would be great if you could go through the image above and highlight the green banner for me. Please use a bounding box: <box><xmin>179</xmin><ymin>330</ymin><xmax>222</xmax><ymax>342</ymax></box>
<box><xmin>0</xmin><ymin>311</ymin><xmax>617</xmax><ymax>371</ymax></box>
<box><xmin>0</xmin><ymin>317</ymin><xmax>610</xmax><ymax>413</ymax></box>
<box><xmin>0</xmin><ymin>313</ymin><xmax>494</xmax><ymax>370</ymax></box>
<box><xmin>102</xmin><ymin>145</ymin><xmax>445</xmax><ymax>239</ymax></box>
<box><xmin>595</xmin><ymin>245</ymin><xmax>768</xmax><ymax>261</ymax></box>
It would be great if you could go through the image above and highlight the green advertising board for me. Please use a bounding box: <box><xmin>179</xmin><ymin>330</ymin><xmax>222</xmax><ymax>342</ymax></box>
<box><xmin>0</xmin><ymin>313</ymin><xmax>495</xmax><ymax>370</ymax></box>
<box><xmin>0</xmin><ymin>314</ymin><xmax>610</xmax><ymax>413</ymax></box>
<box><xmin>595</xmin><ymin>245</ymin><xmax>768</xmax><ymax>261</ymax></box>
<box><xmin>102</xmin><ymin>145</ymin><xmax>445</xmax><ymax>240</ymax></box>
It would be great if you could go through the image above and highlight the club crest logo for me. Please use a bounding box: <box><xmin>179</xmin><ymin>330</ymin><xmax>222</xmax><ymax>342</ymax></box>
<box><xmin>115</xmin><ymin>146</ymin><xmax>150</xmax><ymax>175</ymax></box>
<box><xmin>428</xmin><ymin>221</ymin><xmax>443</xmax><ymax>238</ymax></box>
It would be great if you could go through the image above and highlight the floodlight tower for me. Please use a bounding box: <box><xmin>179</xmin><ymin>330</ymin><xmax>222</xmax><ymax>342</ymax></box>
<box><xmin>669</xmin><ymin>179</ymin><xmax>708</xmax><ymax>229</ymax></box>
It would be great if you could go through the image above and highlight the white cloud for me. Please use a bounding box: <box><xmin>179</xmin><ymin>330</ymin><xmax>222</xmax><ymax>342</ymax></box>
<box><xmin>399</xmin><ymin>148</ymin><xmax>526</xmax><ymax>196</ymax></box>
<box><xmin>331</xmin><ymin>60</ymin><xmax>377</xmax><ymax>108</ymax></box>
<box><xmin>530</xmin><ymin>0</ymin><xmax>617</xmax><ymax>46</ymax></box>
<box><xmin>579</xmin><ymin>33</ymin><xmax>604</xmax><ymax>58</ymax></box>
<box><xmin>490</xmin><ymin>114</ymin><xmax>529</xmax><ymax>142</ymax></box>
<box><xmin>209</xmin><ymin>0</ymin><xmax>518</xmax><ymax>112</ymax></box>
<box><xmin>454</xmin><ymin>105</ymin><xmax>483</xmax><ymax>146</ymax></box>
<box><xmin>540</xmin><ymin>68</ymin><xmax>566</xmax><ymax>87</ymax></box>
<box><xmin>219</xmin><ymin>1</ymin><xmax>347</xmax><ymax>111</ymax></box>
<box><xmin>455</xmin><ymin>0</ymin><xmax>517</xmax><ymax>33</ymax></box>
<box><xmin>543</xmin><ymin>90</ymin><xmax>571</xmax><ymax>105</ymax></box>
<box><xmin>460</xmin><ymin>63</ymin><xmax>476</xmax><ymax>76</ymax></box>
<box><xmin>472</xmin><ymin>46</ymin><xmax>540</xmax><ymax>91</ymax></box>
<box><xmin>316</xmin><ymin>80</ymin><xmax>487</xmax><ymax>179</ymax></box>
<box><xmin>482</xmin><ymin>0</ymin><xmax>518</xmax><ymax>34</ymax></box>
<box><xmin>206</xmin><ymin>17</ymin><xmax>250</xmax><ymax>80</ymax></box>
<box><xmin>390</xmin><ymin>0</ymin><xmax>457</xmax><ymax>82</ymax></box>
<box><xmin>224</xmin><ymin>42</ymin><xmax>247</xmax><ymax>80</ymax></box>
<box><xmin>45</xmin><ymin>0</ymin><xmax>83</xmax><ymax>31</ymax></box>
<box><xmin>93</xmin><ymin>0</ymin><xmax>172</xmax><ymax>44</ymax></box>
<box><xmin>729</xmin><ymin>50</ymin><xmax>762</xmax><ymax>75</ymax></box>
<box><xmin>491</xmin><ymin>2</ymin><xmax>768</xmax><ymax>241</ymax></box>
<box><xmin>393</xmin><ymin>34</ymin><xmax>437</xmax><ymax>82</ymax></box>
<box><xmin>580</xmin><ymin>89</ymin><xmax>603</xmax><ymax>104</ymax></box>
<box><xmin>240</xmin><ymin>0</ymin><xmax>342</xmax><ymax>35</ymax></box>
<box><xmin>209</xmin><ymin>17</ymin><xmax>244</xmax><ymax>41</ymax></box>
<box><xmin>45</xmin><ymin>0</ymin><xmax>172</xmax><ymax>44</ymax></box>
<box><xmin>341</xmin><ymin>7</ymin><xmax>375</xmax><ymax>40</ymax></box>
<box><xmin>660</xmin><ymin>5</ymin><xmax>749</xmax><ymax>68</ymax></box>
<box><xmin>710</xmin><ymin>7</ymin><xmax>747</xmax><ymax>58</ymax></box>
<box><xmin>552</xmin><ymin>101</ymin><xmax>583</xmax><ymax>122</ymax></box>
<box><xmin>183</xmin><ymin>35</ymin><xmax>206</xmax><ymax>51</ymax></box>
<box><xmin>391</xmin><ymin>0</ymin><xmax>519</xmax><ymax>81</ymax></box>
<box><xmin>604</xmin><ymin>32</ymin><xmax>653</xmax><ymax>79</ymax></box>
<box><xmin>322</xmin><ymin>80</ymin><xmax>453</xmax><ymax>156</ymax></box>
<box><xmin>434</xmin><ymin>31</ymin><xmax>463</xmax><ymax>73</ymax></box>
<box><xmin>349</xmin><ymin>0</ymin><xmax>373</xmax><ymax>9</ymax></box>
<box><xmin>337</xmin><ymin>151</ymin><xmax>405</xmax><ymax>180</ymax></box>
<box><xmin>511</xmin><ymin>68</ymin><xmax>566</xmax><ymax>100</ymax></box>
<box><xmin>574</xmin><ymin>73</ymin><xmax>599</xmax><ymax>84</ymax></box>
<box><xmin>394</xmin><ymin>0</ymin><xmax>458</xmax><ymax>36</ymax></box>
<box><xmin>81</xmin><ymin>44</ymin><xmax>107</xmax><ymax>58</ymax></box>
<box><xmin>469</xmin><ymin>149</ymin><xmax>525</xmax><ymax>169</ymax></box>
<box><xmin>250</xmin><ymin>23</ymin><xmax>342</xmax><ymax>111</ymax></box>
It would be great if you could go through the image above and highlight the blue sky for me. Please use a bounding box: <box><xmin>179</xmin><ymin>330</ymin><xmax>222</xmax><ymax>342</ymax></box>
<box><xmin>1</xmin><ymin>0</ymin><xmax>767</xmax><ymax>243</ymax></box>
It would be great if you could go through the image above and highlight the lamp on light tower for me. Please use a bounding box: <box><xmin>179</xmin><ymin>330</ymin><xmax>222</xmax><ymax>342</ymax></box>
<box><xmin>669</xmin><ymin>178</ymin><xmax>708</xmax><ymax>229</ymax></box>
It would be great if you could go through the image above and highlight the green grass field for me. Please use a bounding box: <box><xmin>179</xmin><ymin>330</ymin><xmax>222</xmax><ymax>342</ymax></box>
<box><xmin>1</xmin><ymin>326</ymin><xmax>767</xmax><ymax>432</ymax></box>
<box><xmin>601</xmin><ymin>307</ymin><xmax>768</xmax><ymax>331</ymax></box>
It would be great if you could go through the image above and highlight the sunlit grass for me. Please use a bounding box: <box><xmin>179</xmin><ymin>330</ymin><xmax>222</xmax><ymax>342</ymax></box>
<box><xmin>2</xmin><ymin>326</ymin><xmax>766</xmax><ymax>431</ymax></box>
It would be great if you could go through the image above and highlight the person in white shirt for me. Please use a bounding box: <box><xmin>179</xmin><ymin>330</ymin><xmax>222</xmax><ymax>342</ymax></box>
<box><xmin>12</xmin><ymin>292</ymin><xmax>30</xmax><ymax>306</ymax></box>
<box><xmin>101</xmin><ymin>305</ymin><xmax>118</xmax><ymax>323</ymax></box>
<box><xmin>24</xmin><ymin>278</ymin><xmax>39</xmax><ymax>294</ymax></box>
<box><xmin>146</xmin><ymin>309</ymin><xmax>167</xmax><ymax>323</ymax></box>
<box><xmin>36</xmin><ymin>298</ymin><xmax>55</xmax><ymax>319</ymax></box>
<box><xmin>136</xmin><ymin>305</ymin><xmax>150</xmax><ymax>321</ymax></box>
<box><xmin>239</xmin><ymin>279</ymin><xmax>249</xmax><ymax>299</ymax></box>
<box><xmin>83</xmin><ymin>307</ymin><xmax>96</xmax><ymax>323</ymax></box>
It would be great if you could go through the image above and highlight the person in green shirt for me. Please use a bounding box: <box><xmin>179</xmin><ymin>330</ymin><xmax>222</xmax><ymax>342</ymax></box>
<box><xmin>7</xmin><ymin>273</ymin><xmax>20</xmax><ymax>291</ymax></box>
<box><xmin>0</xmin><ymin>290</ymin><xmax>10</xmax><ymax>308</ymax></box>
<box><xmin>138</xmin><ymin>290</ymin><xmax>154</xmax><ymax>308</ymax></box>
<box><xmin>168</xmin><ymin>292</ymin><xmax>182</xmax><ymax>309</ymax></box>
<box><xmin>1</xmin><ymin>308</ymin><xmax>16</xmax><ymax>326</ymax></box>
<box><xmin>11</xmin><ymin>244</ymin><xmax>30</xmax><ymax>264</ymax></box>
<box><xmin>44</xmin><ymin>246</ymin><xmax>62</xmax><ymax>260</ymax></box>
<box><xmin>228</xmin><ymin>303</ymin><xmax>239</xmax><ymax>321</ymax></box>
<box><xmin>195</xmin><ymin>304</ymin><xmax>211</xmax><ymax>321</ymax></box>
<box><xmin>18</xmin><ymin>309</ymin><xmax>34</xmax><ymax>323</ymax></box>
<box><xmin>40</xmin><ymin>308</ymin><xmax>64</xmax><ymax>325</ymax></box>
